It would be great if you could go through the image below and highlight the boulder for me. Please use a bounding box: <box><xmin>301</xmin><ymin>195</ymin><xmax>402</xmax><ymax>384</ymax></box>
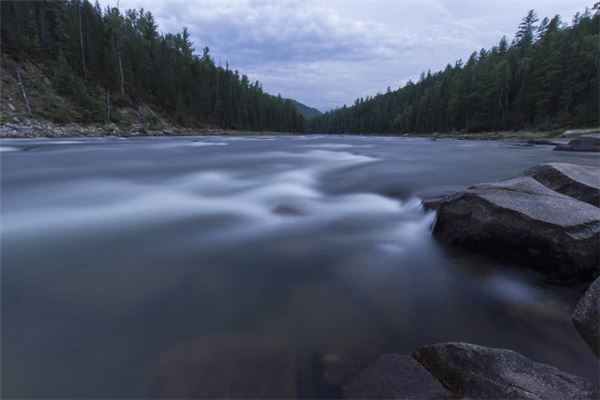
<box><xmin>555</xmin><ymin>135</ymin><xmax>600</xmax><ymax>152</ymax></box>
<box><xmin>523</xmin><ymin>163</ymin><xmax>600</xmax><ymax>207</ymax></box>
<box><xmin>573</xmin><ymin>277</ymin><xmax>600</xmax><ymax>357</ymax></box>
<box><xmin>433</xmin><ymin>177</ymin><xmax>600</xmax><ymax>281</ymax></box>
<box><xmin>343</xmin><ymin>354</ymin><xmax>455</xmax><ymax>399</ymax></box>
<box><xmin>422</xmin><ymin>192</ymin><xmax>458</xmax><ymax>212</ymax></box>
<box><xmin>414</xmin><ymin>342</ymin><xmax>598</xmax><ymax>400</ymax></box>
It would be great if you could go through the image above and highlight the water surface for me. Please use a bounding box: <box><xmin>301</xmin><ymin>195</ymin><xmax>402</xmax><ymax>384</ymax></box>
<box><xmin>1</xmin><ymin>135</ymin><xmax>598</xmax><ymax>398</ymax></box>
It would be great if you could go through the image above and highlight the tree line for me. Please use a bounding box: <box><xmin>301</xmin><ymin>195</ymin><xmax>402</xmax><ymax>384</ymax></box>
<box><xmin>1</xmin><ymin>0</ymin><xmax>304</xmax><ymax>132</ymax></box>
<box><xmin>309</xmin><ymin>6</ymin><xmax>599</xmax><ymax>134</ymax></box>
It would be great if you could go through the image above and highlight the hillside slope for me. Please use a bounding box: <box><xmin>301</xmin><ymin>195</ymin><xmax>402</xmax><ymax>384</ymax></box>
<box><xmin>0</xmin><ymin>0</ymin><xmax>304</xmax><ymax>133</ymax></box>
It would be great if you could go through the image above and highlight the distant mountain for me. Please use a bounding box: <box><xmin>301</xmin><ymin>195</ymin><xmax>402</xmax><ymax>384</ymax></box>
<box><xmin>288</xmin><ymin>99</ymin><xmax>322</xmax><ymax>118</ymax></box>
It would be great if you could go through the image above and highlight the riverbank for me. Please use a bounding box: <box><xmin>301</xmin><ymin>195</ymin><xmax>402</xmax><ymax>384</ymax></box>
<box><xmin>1</xmin><ymin>118</ymin><xmax>598</xmax><ymax>139</ymax></box>
<box><xmin>0</xmin><ymin>119</ymin><xmax>294</xmax><ymax>138</ymax></box>
<box><xmin>409</xmin><ymin>128</ymin><xmax>598</xmax><ymax>140</ymax></box>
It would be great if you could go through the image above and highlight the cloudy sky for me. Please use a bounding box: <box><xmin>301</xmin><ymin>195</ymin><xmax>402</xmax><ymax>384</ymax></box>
<box><xmin>109</xmin><ymin>0</ymin><xmax>590</xmax><ymax>111</ymax></box>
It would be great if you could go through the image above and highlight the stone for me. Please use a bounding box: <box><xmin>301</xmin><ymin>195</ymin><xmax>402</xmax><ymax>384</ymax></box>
<box><xmin>414</xmin><ymin>342</ymin><xmax>598</xmax><ymax>400</ymax></box>
<box><xmin>343</xmin><ymin>354</ymin><xmax>455</xmax><ymax>399</ymax></box>
<box><xmin>573</xmin><ymin>277</ymin><xmax>600</xmax><ymax>357</ymax></box>
<box><xmin>422</xmin><ymin>192</ymin><xmax>457</xmax><ymax>212</ymax></box>
<box><xmin>149</xmin><ymin>336</ymin><xmax>297</xmax><ymax>399</ymax></box>
<box><xmin>433</xmin><ymin>176</ymin><xmax>600</xmax><ymax>281</ymax></box>
<box><xmin>272</xmin><ymin>204</ymin><xmax>304</xmax><ymax>216</ymax></box>
<box><xmin>555</xmin><ymin>135</ymin><xmax>600</xmax><ymax>152</ymax></box>
<box><xmin>560</xmin><ymin>129</ymin><xmax>600</xmax><ymax>139</ymax></box>
<box><xmin>523</xmin><ymin>163</ymin><xmax>600</xmax><ymax>207</ymax></box>
<box><xmin>526</xmin><ymin>139</ymin><xmax>560</xmax><ymax>146</ymax></box>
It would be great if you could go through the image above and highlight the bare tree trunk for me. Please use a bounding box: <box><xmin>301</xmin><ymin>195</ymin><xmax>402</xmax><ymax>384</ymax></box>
<box><xmin>16</xmin><ymin>70</ymin><xmax>32</xmax><ymax>114</ymax></box>
<box><xmin>106</xmin><ymin>88</ymin><xmax>111</xmax><ymax>122</ymax></box>
<box><xmin>118</xmin><ymin>51</ymin><xmax>125</xmax><ymax>96</ymax></box>
<box><xmin>13</xmin><ymin>2</ymin><xmax>21</xmax><ymax>36</ymax></box>
<box><xmin>78</xmin><ymin>1</ymin><xmax>87</xmax><ymax>80</ymax></box>
<box><xmin>39</xmin><ymin>1</ymin><xmax>47</xmax><ymax>51</ymax></box>
<box><xmin>214</xmin><ymin>64</ymin><xmax>221</xmax><ymax>123</ymax></box>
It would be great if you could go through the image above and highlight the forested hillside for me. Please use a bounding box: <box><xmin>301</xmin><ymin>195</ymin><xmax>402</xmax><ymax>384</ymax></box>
<box><xmin>309</xmin><ymin>7</ymin><xmax>599</xmax><ymax>134</ymax></box>
<box><xmin>0</xmin><ymin>0</ymin><xmax>304</xmax><ymax>132</ymax></box>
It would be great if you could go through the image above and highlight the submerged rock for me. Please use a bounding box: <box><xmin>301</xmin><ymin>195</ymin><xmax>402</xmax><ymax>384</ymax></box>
<box><xmin>526</xmin><ymin>139</ymin><xmax>560</xmax><ymax>146</ymax></box>
<box><xmin>523</xmin><ymin>163</ymin><xmax>600</xmax><ymax>207</ymax></box>
<box><xmin>149</xmin><ymin>336</ymin><xmax>297</xmax><ymax>399</ymax></box>
<box><xmin>573</xmin><ymin>277</ymin><xmax>600</xmax><ymax>357</ymax></box>
<box><xmin>343</xmin><ymin>354</ymin><xmax>455</xmax><ymax>399</ymax></box>
<box><xmin>434</xmin><ymin>176</ymin><xmax>600</xmax><ymax>281</ymax></box>
<box><xmin>413</xmin><ymin>342</ymin><xmax>598</xmax><ymax>400</ymax></box>
<box><xmin>555</xmin><ymin>135</ymin><xmax>600</xmax><ymax>152</ymax></box>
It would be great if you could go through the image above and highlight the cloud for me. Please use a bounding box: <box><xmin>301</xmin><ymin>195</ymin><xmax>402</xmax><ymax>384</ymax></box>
<box><xmin>123</xmin><ymin>0</ymin><xmax>416</xmax><ymax>66</ymax></box>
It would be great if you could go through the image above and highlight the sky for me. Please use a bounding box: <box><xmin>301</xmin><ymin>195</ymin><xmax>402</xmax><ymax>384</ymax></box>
<box><xmin>107</xmin><ymin>0</ymin><xmax>591</xmax><ymax>111</ymax></box>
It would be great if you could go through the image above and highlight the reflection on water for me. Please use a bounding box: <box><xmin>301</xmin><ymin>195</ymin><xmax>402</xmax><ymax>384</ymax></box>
<box><xmin>1</xmin><ymin>135</ymin><xmax>598</xmax><ymax>398</ymax></box>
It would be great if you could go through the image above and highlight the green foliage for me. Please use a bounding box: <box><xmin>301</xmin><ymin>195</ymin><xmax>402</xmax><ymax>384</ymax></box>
<box><xmin>0</xmin><ymin>0</ymin><xmax>303</xmax><ymax>131</ymax></box>
<box><xmin>310</xmin><ymin>7</ymin><xmax>599</xmax><ymax>134</ymax></box>
<box><xmin>53</xmin><ymin>51</ymin><xmax>76</xmax><ymax>95</ymax></box>
<box><xmin>52</xmin><ymin>50</ymin><xmax>102</xmax><ymax>121</ymax></box>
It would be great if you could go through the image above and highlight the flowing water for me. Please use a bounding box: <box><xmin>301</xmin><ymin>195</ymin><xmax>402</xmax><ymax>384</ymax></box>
<box><xmin>1</xmin><ymin>135</ymin><xmax>598</xmax><ymax>398</ymax></box>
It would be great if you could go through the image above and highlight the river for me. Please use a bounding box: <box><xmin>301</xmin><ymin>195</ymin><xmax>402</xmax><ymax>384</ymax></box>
<box><xmin>1</xmin><ymin>135</ymin><xmax>598</xmax><ymax>398</ymax></box>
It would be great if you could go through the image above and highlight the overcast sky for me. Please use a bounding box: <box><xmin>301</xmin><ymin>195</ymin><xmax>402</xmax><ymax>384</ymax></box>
<box><xmin>108</xmin><ymin>0</ymin><xmax>590</xmax><ymax>111</ymax></box>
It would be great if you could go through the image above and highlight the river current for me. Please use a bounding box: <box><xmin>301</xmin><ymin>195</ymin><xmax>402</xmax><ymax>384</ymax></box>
<box><xmin>1</xmin><ymin>135</ymin><xmax>598</xmax><ymax>398</ymax></box>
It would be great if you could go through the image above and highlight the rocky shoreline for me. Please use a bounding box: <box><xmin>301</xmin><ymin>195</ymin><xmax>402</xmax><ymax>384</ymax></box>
<box><xmin>0</xmin><ymin>119</ymin><xmax>291</xmax><ymax>138</ymax></box>
<box><xmin>341</xmin><ymin>162</ymin><xmax>600</xmax><ymax>399</ymax></box>
<box><xmin>1</xmin><ymin>120</ymin><xmax>598</xmax><ymax>142</ymax></box>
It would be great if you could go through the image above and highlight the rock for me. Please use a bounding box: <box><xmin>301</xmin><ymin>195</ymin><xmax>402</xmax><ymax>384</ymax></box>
<box><xmin>526</xmin><ymin>139</ymin><xmax>560</xmax><ymax>146</ymax></box>
<box><xmin>561</xmin><ymin>129</ymin><xmax>600</xmax><ymax>139</ymax></box>
<box><xmin>343</xmin><ymin>354</ymin><xmax>455</xmax><ymax>399</ymax></box>
<box><xmin>555</xmin><ymin>135</ymin><xmax>600</xmax><ymax>152</ymax></box>
<box><xmin>272</xmin><ymin>204</ymin><xmax>304</xmax><ymax>216</ymax></box>
<box><xmin>422</xmin><ymin>192</ymin><xmax>457</xmax><ymax>212</ymax></box>
<box><xmin>414</xmin><ymin>342</ymin><xmax>598</xmax><ymax>400</ymax></box>
<box><xmin>573</xmin><ymin>277</ymin><xmax>600</xmax><ymax>357</ymax></box>
<box><xmin>434</xmin><ymin>176</ymin><xmax>600</xmax><ymax>281</ymax></box>
<box><xmin>322</xmin><ymin>352</ymin><xmax>378</xmax><ymax>388</ymax></box>
<box><xmin>149</xmin><ymin>336</ymin><xmax>297</xmax><ymax>399</ymax></box>
<box><xmin>523</xmin><ymin>163</ymin><xmax>600</xmax><ymax>207</ymax></box>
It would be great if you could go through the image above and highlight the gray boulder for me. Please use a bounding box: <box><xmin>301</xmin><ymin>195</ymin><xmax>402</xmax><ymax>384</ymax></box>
<box><xmin>573</xmin><ymin>277</ymin><xmax>600</xmax><ymax>357</ymax></box>
<box><xmin>555</xmin><ymin>135</ymin><xmax>600</xmax><ymax>152</ymax></box>
<box><xmin>343</xmin><ymin>354</ymin><xmax>455</xmax><ymax>399</ymax></box>
<box><xmin>433</xmin><ymin>176</ymin><xmax>600</xmax><ymax>281</ymax></box>
<box><xmin>523</xmin><ymin>163</ymin><xmax>600</xmax><ymax>207</ymax></box>
<box><xmin>414</xmin><ymin>342</ymin><xmax>598</xmax><ymax>400</ymax></box>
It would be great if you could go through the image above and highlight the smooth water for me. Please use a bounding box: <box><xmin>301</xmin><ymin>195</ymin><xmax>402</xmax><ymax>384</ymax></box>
<box><xmin>1</xmin><ymin>135</ymin><xmax>598</xmax><ymax>398</ymax></box>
